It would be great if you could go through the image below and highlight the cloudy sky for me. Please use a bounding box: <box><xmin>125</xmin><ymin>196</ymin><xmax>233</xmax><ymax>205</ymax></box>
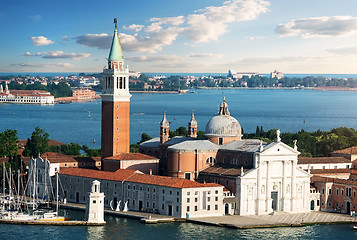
<box><xmin>1</xmin><ymin>0</ymin><xmax>357</xmax><ymax>74</ymax></box>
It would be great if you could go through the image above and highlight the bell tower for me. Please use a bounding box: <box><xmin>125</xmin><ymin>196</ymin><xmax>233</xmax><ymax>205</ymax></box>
<box><xmin>188</xmin><ymin>110</ymin><xmax>197</xmax><ymax>138</ymax></box>
<box><xmin>160</xmin><ymin>111</ymin><xmax>170</xmax><ymax>144</ymax></box>
<box><xmin>101</xmin><ymin>19</ymin><xmax>131</xmax><ymax>159</ymax></box>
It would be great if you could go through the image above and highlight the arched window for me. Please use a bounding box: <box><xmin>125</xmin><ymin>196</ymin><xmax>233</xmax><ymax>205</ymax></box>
<box><xmin>206</xmin><ymin>157</ymin><xmax>216</xmax><ymax>164</ymax></box>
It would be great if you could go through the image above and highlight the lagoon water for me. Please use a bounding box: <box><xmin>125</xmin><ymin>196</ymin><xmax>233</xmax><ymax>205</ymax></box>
<box><xmin>1</xmin><ymin>89</ymin><xmax>357</xmax><ymax>239</ymax></box>
<box><xmin>0</xmin><ymin>89</ymin><xmax>357</xmax><ymax>148</ymax></box>
<box><xmin>0</xmin><ymin>209</ymin><xmax>356</xmax><ymax>240</ymax></box>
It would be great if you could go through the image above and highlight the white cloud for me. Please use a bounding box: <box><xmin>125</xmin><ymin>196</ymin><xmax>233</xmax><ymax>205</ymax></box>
<box><xmin>326</xmin><ymin>45</ymin><xmax>357</xmax><ymax>55</ymax></box>
<box><xmin>74</xmin><ymin>33</ymin><xmax>112</xmax><ymax>49</ymax></box>
<box><xmin>126</xmin><ymin>55</ymin><xmax>184</xmax><ymax>62</ymax></box>
<box><xmin>123</xmin><ymin>24</ymin><xmax>144</xmax><ymax>32</ymax></box>
<box><xmin>183</xmin><ymin>0</ymin><xmax>270</xmax><ymax>42</ymax></box>
<box><xmin>62</xmin><ymin>35</ymin><xmax>69</xmax><ymax>41</ymax></box>
<box><xmin>22</xmin><ymin>52</ymin><xmax>33</xmax><ymax>57</ymax></box>
<box><xmin>150</xmin><ymin>16</ymin><xmax>185</xmax><ymax>26</ymax></box>
<box><xmin>188</xmin><ymin>53</ymin><xmax>223</xmax><ymax>58</ymax></box>
<box><xmin>23</xmin><ymin>51</ymin><xmax>90</xmax><ymax>59</ymax></box>
<box><xmin>36</xmin><ymin>51</ymin><xmax>90</xmax><ymax>59</ymax></box>
<box><xmin>11</xmin><ymin>63</ymin><xmax>72</xmax><ymax>68</ymax></box>
<box><xmin>119</xmin><ymin>27</ymin><xmax>183</xmax><ymax>53</ymax></box>
<box><xmin>30</xmin><ymin>14</ymin><xmax>42</xmax><ymax>21</ymax></box>
<box><xmin>276</xmin><ymin>16</ymin><xmax>357</xmax><ymax>38</ymax></box>
<box><xmin>30</xmin><ymin>36</ymin><xmax>54</xmax><ymax>46</ymax></box>
<box><xmin>245</xmin><ymin>36</ymin><xmax>266</xmax><ymax>40</ymax></box>
<box><xmin>75</xmin><ymin>0</ymin><xmax>269</xmax><ymax>53</ymax></box>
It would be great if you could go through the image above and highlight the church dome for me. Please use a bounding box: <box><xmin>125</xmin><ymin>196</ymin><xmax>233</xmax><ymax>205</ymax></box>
<box><xmin>205</xmin><ymin>115</ymin><xmax>242</xmax><ymax>137</ymax></box>
<box><xmin>204</xmin><ymin>98</ymin><xmax>242</xmax><ymax>139</ymax></box>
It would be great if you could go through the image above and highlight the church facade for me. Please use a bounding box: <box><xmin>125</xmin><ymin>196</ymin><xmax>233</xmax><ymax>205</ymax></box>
<box><xmin>140</xmin><ymin>99</ymin><xmax>312</xmax><ymax>215</ymax></box>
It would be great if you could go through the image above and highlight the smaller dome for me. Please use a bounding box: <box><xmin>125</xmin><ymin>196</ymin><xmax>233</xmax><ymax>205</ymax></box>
<box><xmin>205</xmin><ymin>115</ymin><xmax>242</xmax><ymax>137</ymax></box>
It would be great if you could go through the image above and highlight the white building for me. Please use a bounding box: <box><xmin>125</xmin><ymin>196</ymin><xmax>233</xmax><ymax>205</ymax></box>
<box><xmin>0</xmin><ymin>83</ymin><xmax>54</xmax><ymax>104</ymax></box>
<box><xmin>59</xmin><ymin>168</ymin><xmax>224</xmax><ymax>218</ymax></box>
<box><xmin>298</xmin><ymin>157</ymin><xmax>352</xmax><ymax>170</ymax></box>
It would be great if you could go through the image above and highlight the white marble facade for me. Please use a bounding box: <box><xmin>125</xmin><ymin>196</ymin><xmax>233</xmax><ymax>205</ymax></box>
<box><xmin>236</xmin><ymin>140</ymin><xmax>311</xmax><ymax>215</ymax></box>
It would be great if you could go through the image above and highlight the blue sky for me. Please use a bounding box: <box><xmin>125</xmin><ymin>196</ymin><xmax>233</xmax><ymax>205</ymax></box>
<box><xmin>1</xmin><ymin>0</ymin><xmax>357</xmax><ymax>74</ymax></box>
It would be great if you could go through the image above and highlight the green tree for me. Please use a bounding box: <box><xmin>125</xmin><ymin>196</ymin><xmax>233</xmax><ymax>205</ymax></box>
<box><xmin>23</xmin><ymin>127</ymin><xmax>50</xmax><ymax>157</ymax></box>
<box><xmin>82</xmin><ymin>145</ymin><xmax>101</xmax><ymax>157</ymax></box>
<box><xmin>0</xmin><ymin>129</ymin><xmax>18</xmax><ymax>157</ymax></box>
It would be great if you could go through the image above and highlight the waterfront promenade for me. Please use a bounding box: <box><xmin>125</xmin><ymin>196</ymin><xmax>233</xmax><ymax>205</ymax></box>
<box><xmin>61</xmin><ymin>202</ymin><xmax>356</xmax><ymax>229</ymax></box>
<box><xmin>189</xmin><ymin>211</ymin><xmax>357</xmax><ymax>229</ymax></box>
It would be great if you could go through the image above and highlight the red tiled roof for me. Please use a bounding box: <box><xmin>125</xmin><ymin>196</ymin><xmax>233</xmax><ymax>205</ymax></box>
<box><xmin>59</xmin><ymin>168</ymin><xmax>223</xmax><ymax>189</ymax></box>
<box><xmin>200</xmin><ymin>165</ymin><xmax>249</xmax><ymax>176</ymax></box>
<box><xmin>312</xmin><ymin>175</ymin><xmax>357</xmax><ymax>185</ymax></box>
<box><xmin>104</xmin><ymin>153</ymin><xmax>158</xmax><ymax>161</ymax></box>
<box><xmin>39</xmin><ymin>152</ymin><xmax>101</xmax><ymax>164</ymax></box>
<box><xmin>126</xmin><ymin>173</ymin><xmax>222</xmax><ymax>189</ymax></box>
<box><xmin>298</xmin><ymin>157</ymin><xmax>350</xmax><ymax>164</ymax></box>
<box><xmin>332</xmin><ymin>146</ymin><xmax>357</xmax><ymax>155</ymax></box>
<box><xmin>59</xmin><ymin>168</ymin><xmax>139</xmax><ymax>182</ymax></box>
<box><xmin>310</xmin><ymin>169</ymin><xmax>351</xmax><ymax>175</ymax></box>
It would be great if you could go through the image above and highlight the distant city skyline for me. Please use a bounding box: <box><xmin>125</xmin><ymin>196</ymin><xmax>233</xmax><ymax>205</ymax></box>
<box><xmin>1</xmin><ymin>0</ymin><xmax>357</xmax><ymax>74</ymax></box>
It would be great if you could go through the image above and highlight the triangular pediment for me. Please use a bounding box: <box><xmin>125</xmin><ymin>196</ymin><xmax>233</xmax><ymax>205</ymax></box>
<box><xmin>259</xmin><ymin>141</ymin><xmax>300</xmax><ymax>156</ymax></box>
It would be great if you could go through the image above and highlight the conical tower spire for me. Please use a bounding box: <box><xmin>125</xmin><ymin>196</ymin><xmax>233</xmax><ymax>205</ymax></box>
<box><xmin>108</xmin><ymin>18</ymin><xmax>124</xmax><ymax>62</ymax></box>
<box><xmin>161</xmin><ymin>110</ymin><xmax>169</xmax><ymax>127</ymax></box>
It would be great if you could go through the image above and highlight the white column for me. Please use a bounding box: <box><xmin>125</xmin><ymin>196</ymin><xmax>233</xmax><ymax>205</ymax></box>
<box><xmin>266</xmin><ymin>161</ymin><xmax>271</xmax><ymax>213</ymax></box>
<box><xmin>291</xmin><ymin>159</ymin><xmax>296</xmax><ymax>212</ymax></box>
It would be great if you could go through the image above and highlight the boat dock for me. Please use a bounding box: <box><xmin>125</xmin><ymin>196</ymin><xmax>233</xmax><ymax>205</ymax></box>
<box><xmin>61</xmin><ymin>202</ymin><xmax>357</xmax><ymax>228</ymax></box>
<box><xmin>61</xmin><ymin>202</ymin><xmax>179</xmax><ymax>223</ymax></box>
<box><xmin>188</xmin><ymin>211</ymin><xmax>357</xmax><ymax>229</ymax></box>
<box><xmin>0</xmin><ymin>219</ymin><xmax>104</xmax><ymax>226</ymax></box>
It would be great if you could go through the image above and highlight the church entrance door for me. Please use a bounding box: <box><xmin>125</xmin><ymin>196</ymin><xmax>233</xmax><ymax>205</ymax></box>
<box><xmin>271</xmin><ymin>192</ymin><xmax>278</xmax><ymax>211</ymax></box>
<box><xmin>168</xmin><ymin>205</ymin><xmax>173</xmax><ymax>216</ymax></box>
<box><xmin>225</xmin><ymin>204</ymin><xmax>229</xmax><ymax>215</ymax></box>
<box><xmin>347</xmin><ymin>202</ymin><xmax>351</xmax><ymax>214</ymax></box>
<box><xmin>310</xmin><ymin>200</ymin><xmax>315</xmax><ymax>210</ymax></box>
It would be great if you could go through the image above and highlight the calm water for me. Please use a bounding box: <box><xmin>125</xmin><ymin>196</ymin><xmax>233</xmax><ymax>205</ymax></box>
<box><xmin>1</xmin><ymin>89</ymin><xmax>357</xmax><ymax>238</ymax></box>
<box><xmin>0</xmin><ymin>209</ymin><xmax>356</xmax><ymax>240</ymax></box>
<box><xmin>0</xmin><ymin>89</ymin><xmax>357</xmax><ymax>148</ymax></box>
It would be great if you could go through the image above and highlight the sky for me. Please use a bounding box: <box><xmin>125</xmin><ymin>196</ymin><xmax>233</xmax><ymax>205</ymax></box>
<box><xmin>1</xmin><ymin>0</ymin><xmax>357</xmax><ymax>74</ymax></box>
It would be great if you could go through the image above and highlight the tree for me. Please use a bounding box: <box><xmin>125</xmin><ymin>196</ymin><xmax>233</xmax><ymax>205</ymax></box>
<box><xmin>82</xmin><ymin>145</ymin><xmax>101</xmax><ymax>157</ymax></box>
<box><xmin>23</xmin><ymin>127</ymin><xmax>50</xmax><ymax>157</ymax></box>
<box><xmin>0</xmin><ymin>129</ymin><xmax>18</xmax><ymax>157</ymax></box>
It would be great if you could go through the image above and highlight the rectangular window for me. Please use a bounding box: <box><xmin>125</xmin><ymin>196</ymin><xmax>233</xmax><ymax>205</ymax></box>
<box><xmin>194</xmin><ymin>206</ymin><xmax>198</xmax><ymax>211</ymax></box>
<box><xmin>176</xmin><ymin>206</ymin><xmax>179</xmax><ymax>212</ymax></box>
<box><xmin>215</xmin><ymin>197</ymin><xmax>218</xmax><ymax>201</ymax></box>
<box><xmin>195</xmin><ymin>198</ymin><xmax>198</xmax><ymax>202</ymax></box>
<box><xmin>187</xmin><ymin>198</ymin><xmax>190</xmax><ymax>203</ymax></box>
<box><xmin>162</xmin><ymin>204</ymin><xmax>164</xmax><ymax>210</ymax></box>
<box><xmin>207</xmin><ymin>205</ymin><xmax>210</xmax><ymax>211</ymax></box>
<box><xmin>215</xmin><ymin>205</ymin><xmax>218</xmax><ymax>210</ymax></box>
<box><xmin>187</xmin><ymin>206</ymin><xmax>190</xmax><ymax>212</ymax></box>
<box><xmin>329</xmin><ymin>188</ymin><xmax>332</xmax><ymax>194</ymax></box>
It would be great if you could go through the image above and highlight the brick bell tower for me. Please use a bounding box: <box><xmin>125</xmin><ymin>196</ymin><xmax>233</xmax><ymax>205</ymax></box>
<box><xmin>101</xmin><ymin>18</ymin><xmax>131</xmax><ymax>159</ymax></box>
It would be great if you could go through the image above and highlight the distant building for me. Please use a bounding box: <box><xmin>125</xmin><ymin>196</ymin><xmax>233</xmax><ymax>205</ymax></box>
<box><xmin>270</xmin><ymin>70</ymin><xmax>284</xmax><ymax>79</ymax></box>
<box><xmin>227</xmin><ymin>70</ymin><xmax>261</xmax><ymax>79</ymax></box>
<box><xmin>72</xmin><ymin>88</ymin><xmax>96</xmax><ymax>100</ymax></box>
<box><xmin>0</xmin><ymin>82</ymin><xmax>54</xmax><ymax>104</ymax></box>
<box><xmin>79</xmin><ymin>77</ymin><xmax>100</xmax><ymax>87</ymax></box>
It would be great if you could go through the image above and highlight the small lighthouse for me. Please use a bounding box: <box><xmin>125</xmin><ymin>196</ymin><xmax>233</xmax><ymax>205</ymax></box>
<box><xmin>86</xmin><ymin>180</ymin><xmax>105</xmax><ymax>224</ymax></box>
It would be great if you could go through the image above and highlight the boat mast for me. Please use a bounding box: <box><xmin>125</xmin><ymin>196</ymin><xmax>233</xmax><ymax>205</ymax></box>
<box><xmin>33</xmin><ymin>158</ymin><xmax>36</xmax><ymax>211</ymax></box>
<box><xmin>56</xmin><ymin>171</ymin><xmax>59</xmax><ymax>216</ymax></box>
<box><xmin>2</xmin><ymin>163</ymin><xmax>5</xmax><ymax>197</ymax></box>
<box><xmin>17</xmin><ymin>169</ymin><xmax>20</xmax><ymax>209</ymax></box>
<box><xmin>9</xmin><ymin>166</ymin><xmax>12</xmax><ymax>199</ymax></box>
